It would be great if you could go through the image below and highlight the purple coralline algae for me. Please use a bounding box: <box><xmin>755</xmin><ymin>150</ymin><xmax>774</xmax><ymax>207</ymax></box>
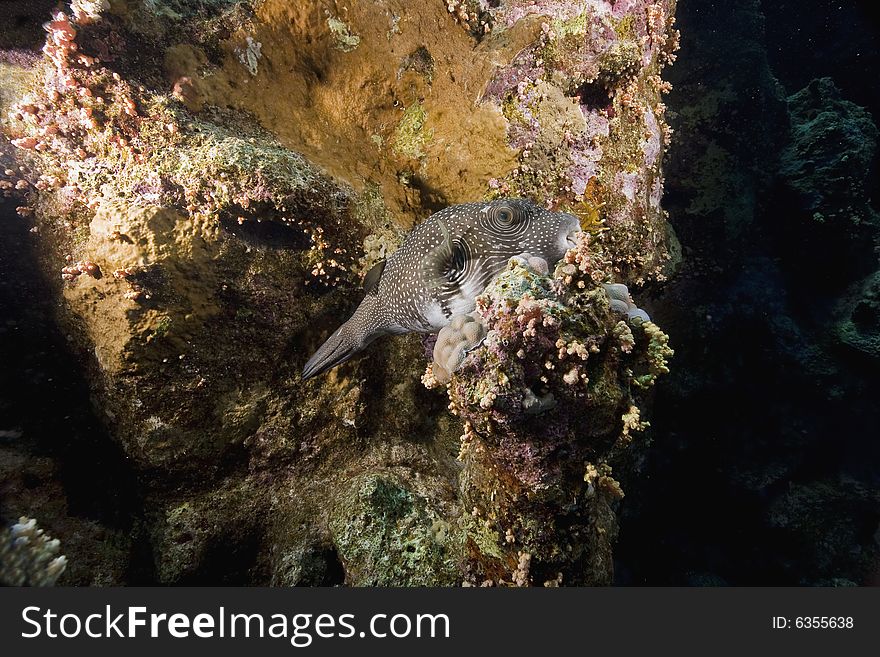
<box><xmin>485</xmin><ymin>0</ymin><xmax>679</xmax><ymax>284</ymax></box>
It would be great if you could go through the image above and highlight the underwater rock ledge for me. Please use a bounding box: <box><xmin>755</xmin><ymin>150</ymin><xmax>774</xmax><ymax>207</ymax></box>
<box><xmin>0</xmin><ymin>1</ymin><xmax>678</xmax><ymax>585</ymax></box>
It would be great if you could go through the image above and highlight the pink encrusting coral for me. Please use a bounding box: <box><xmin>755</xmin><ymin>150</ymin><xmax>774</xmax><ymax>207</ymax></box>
<box><xmin>497</xmin><ymin>0</ymin><xmax>614</xmax><ymax>27</ymax></box>
<box><xmin>485</xmin><ymin>0</ymin><xmax>680</xmax><ymax>284</ymax></box>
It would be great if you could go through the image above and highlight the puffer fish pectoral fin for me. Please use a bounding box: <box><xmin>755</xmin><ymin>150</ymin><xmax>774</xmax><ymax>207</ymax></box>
<box><xmin>437</xmin><ymin>219</ymin><xmax>469</xmax><ymax>274</ymax></box>
<box><xmin>302</xmin><ymin>295</ymin><xmax>381</xmax><ymax>380</ymax></box>
<box><xmin>449</xmin><ymin>239</ymin><xmax>467</xmax><ymax>273</ymax></box>
<box><xmin>437</xmin><ymin>217</ymin><xmax>451</xmax><ymax>251</ymax></box>
<box><xmin>423</xmin><ymin>220</ymin><xmax>469</xmax><ymax>292</ymax></box>
<box><xmin>362</xmin><ymin>259</ymin><xmax>386</xmax><ymax>296</ymax></box>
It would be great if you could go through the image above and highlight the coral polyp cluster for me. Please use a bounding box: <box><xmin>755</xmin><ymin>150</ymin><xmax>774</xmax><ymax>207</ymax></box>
<box><xmin>427</xmin><ymin>232</ymin><xmax>672</xmax><ymax>585</ymax></box>
<box><xmin>431</xmin><ymin>314</ymin><xmax>488</xmax><ymax>385</ymax></box>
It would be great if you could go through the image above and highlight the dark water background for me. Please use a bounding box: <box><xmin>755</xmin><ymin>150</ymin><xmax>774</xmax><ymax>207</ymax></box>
<box><xmin>1</xmin><ymin>0</ymin><xmax>878</xmax><ymax>585</ymax></box>
<box><xmin>614</xmin><ymin>0</ymin><xmax>880</xmax><ymax>585</ymax></box>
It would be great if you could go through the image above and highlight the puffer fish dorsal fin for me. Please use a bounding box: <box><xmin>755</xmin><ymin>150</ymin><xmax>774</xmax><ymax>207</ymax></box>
<box><xmin>423</xmin><ymin>217</ymin><xmax>468</xmax><ymax>291</ymax></box>
<box><xmin>362</xmin><ymin>259</ymin><xmax>386</xmax><ymax>296</ymax></box>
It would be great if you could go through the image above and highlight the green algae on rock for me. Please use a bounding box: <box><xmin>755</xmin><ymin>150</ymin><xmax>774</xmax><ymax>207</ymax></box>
<box><xmin>392</xmin><ymin>101</ymin><xmax>433</xmax><ymax>161</ymax></box>
<box><xmin>328</xmin><ymin>474</ymin><xmax>461</xmax><ymax>586</ymax></box>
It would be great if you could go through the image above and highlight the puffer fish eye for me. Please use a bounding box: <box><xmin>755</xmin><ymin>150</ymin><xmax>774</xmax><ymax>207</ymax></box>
<box><xmin>491</xmin><ymin>204</ymin><xmax>517</xmax><ymax>226</ymax></box>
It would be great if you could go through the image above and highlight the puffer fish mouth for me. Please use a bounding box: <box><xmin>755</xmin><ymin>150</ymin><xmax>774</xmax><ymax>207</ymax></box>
<box><xmin>558</xmin><ymin>213</ymin><xmax>582</xmax><ymax>249</ymax></box>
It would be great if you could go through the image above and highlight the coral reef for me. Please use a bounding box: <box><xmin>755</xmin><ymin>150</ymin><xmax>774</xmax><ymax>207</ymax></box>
<box><xmin>767</xmin><ymin>478</ymin><xmax>880</xmax><ymax>586</ymax></box>
<box><xmin>777</xmin><ymin>77</ymin><xmax>879</xmax><ymax>285</ymax></box>
<box><xmin>604</xmin><ymin>281</ymin><xmax>650</xmax><ymax>322</ymax></box>
<box><xmin>328</xmin><ymin>474</ymin><xmax>461</xmax><ymax>586</ymax></box>
<box><xmin>485</xmin><ymin>0</ymin><xmax>680</xmax><ymax>283</ymax></box>
<box><xmin>780</xmin><ymin>78</ymin><xmax>878</xmax><ymax>231</ymax></box>
<box><xmin>0</xmin><ymin>0</ymin><xmax>679</xmax><ymax>585</ymax></box>
<box><xmin>430</xmin><ymin>234</ymin><xmax>671</xmax><ymax>585</ymax></box>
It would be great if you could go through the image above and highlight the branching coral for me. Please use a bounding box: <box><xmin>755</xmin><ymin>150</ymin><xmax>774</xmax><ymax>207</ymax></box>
<box><xmin>0</xmin><ymin>517</ymin><xmax>67</xmax><ymax>586</ymax></box>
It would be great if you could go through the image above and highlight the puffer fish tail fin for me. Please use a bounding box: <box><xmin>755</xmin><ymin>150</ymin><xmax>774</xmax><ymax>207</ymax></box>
<box><xmin>301</xmin><ymin>295</ymin><xmax>381</xmax><ymax>380</ymax></box>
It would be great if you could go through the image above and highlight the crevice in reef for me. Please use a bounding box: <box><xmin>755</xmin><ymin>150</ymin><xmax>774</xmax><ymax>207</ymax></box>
<box><xmin>219</xmin><ymin>202</ymin><xmax>314</xmax><ymax>250</ymax></box>
<box><xmin>0</xmin><ymin>0</ymin><xmax>57</xmax><ymax>51</ymax></box>
<box><xmin>178</xmin><ymin>524</ymin><xmax>265</xmax><ymax>585</ymax></box>
<box><xmin>569</xmin><ymin>79</ymin><xmax>613</xmax><ymax>113</ymax></box>
<box><xmin>304</xmin><ymin>547</ymin><xmax>346</xmax><ymax>587</ymax></box>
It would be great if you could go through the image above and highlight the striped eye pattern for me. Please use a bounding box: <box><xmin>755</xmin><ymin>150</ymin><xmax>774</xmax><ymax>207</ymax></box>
<box><xmin>484</xmin><ymin>203</ymin><xmax>530</xmax><ymax>236</ymax></box>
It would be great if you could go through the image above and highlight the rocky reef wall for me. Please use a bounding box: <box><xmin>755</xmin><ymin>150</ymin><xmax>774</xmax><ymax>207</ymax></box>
<box><xmin>0</xmin><ymin>0</ymin><xmax>677</xmax><ymax>585</ymax></box>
